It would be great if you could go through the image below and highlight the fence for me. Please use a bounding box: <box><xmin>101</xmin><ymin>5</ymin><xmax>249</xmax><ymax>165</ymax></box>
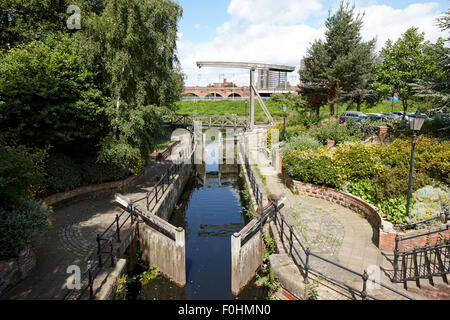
<box><xmin>271</xmin><ymin>200</ymin><xmax>414</xmax><ymax>300</ymax></box>
<box><xmin>393</xmin><ymin>225</ymin><xmax>449</xmax><ymax>289</ymax></box>
<box><xmin>238</xmin><ymin>140</ymin><xmax>263</xmax><ymax>208</ymax></box>
<box><xmin>62</xmin><ymin>205</ymin><xmax>135</xmax><ymax>300</ymax></box>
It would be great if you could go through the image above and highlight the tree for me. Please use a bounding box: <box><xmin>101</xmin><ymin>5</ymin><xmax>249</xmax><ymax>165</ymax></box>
<box><xmin>0</xmin><ymin>33</ymin><xmax>108</xmax><ymax>152</ymax></box>
<box><xmin>373</xmin><ymin>27</ymin><xmax>441</xmax><ymax>116</ymax></box>
<box><xmin>299</xmin><ymin>1</ymin><xmax>376</xmax><ymax>117</ymax></box>
<box><xmin>410</xmin><ymin>10</ymin><xmax>450</xmax><ymax>114</ymax></box>
<box><xmin>78</xmin><ymin>0</ymin><xmax>184</xmax><ymax>168</ymax></box>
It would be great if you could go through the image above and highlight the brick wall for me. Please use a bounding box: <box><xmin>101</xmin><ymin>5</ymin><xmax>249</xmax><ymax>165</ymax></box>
<box><xmin>0</xmin><ymin>248</ymin><xmax>36</xmax><ymax>297</ymax></box>
<box><xmin>282</xmin><ymin>169</ymin><xmax>449</xmax><ymax>252</ymax></box>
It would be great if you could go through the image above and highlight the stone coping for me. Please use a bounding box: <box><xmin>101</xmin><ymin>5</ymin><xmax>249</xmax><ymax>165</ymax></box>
<box><xmin>281</xmin><ymin>168</ymin><xmax>449</xmax><ymax>252</ymax></box>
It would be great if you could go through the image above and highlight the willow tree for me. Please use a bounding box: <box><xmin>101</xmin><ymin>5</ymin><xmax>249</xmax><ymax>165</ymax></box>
<box><xmin>299</xmin><ymin>1</ymin><xmax>376</xmax><ymax>117</ymax></box>
<box><xmin>78</xmin><ymin>0</ymin><xmax>184</xmax><ymax>169</ymax></box>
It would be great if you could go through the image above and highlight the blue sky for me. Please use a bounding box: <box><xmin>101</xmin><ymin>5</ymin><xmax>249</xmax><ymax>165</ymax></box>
<box><xmin>176</xmin><ymin>0</ymin><xmax>449</xmax><ymax>86</ymax></box>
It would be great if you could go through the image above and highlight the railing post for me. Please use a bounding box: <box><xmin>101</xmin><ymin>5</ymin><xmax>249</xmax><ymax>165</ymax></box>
<box><xmin>96</xmin><ymin>234</ymin><xmax>102</xmax><ymax>267</ymax></box>
<box><xmin>129</xmin><ymin>200</ymin><xmax>134</xmax><ymax>224</ymax></box>
<box><xmin>304</xmin><ymin>247</ymin><xmax>310</xmax><ymax>284</ymax></box>
<box><xmin>115</xmin><ymin>214</ymin><xmax>121</xmax><ymax>243</ymax></box>
<box><xmin>110</xmin><ymin>241</ymin><xmax>115</xmax><ymax>267</ymax></box>
<box><xmin>280</xmin><ymin>219</ymin><xmax>284</xmax><ymax>243</ymax></box>
<box><xmin>289</xmin><ymin>226</ymin><xmax>293</xmax><ymax>257</ymax></box>
<box><xmin>362</xmin><ymin>270</ymin><xmax>369</xmax><ymax>300</ymax></box>
<box><xmin>393</xmin><ymin>235</ymin><xmax>400</xmax><ymax>282</ymax></box>
<box><xmin>88</xmin><ymin>265</ymin><xmax>94</xmax><ymax>300</ymax></box>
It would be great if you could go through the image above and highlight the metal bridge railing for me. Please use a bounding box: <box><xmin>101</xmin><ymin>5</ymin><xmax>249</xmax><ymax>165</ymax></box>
<box><xmin>271</xmin><ymin>201</ymin><xmax>414</xmax><ymax>300</ymax></box>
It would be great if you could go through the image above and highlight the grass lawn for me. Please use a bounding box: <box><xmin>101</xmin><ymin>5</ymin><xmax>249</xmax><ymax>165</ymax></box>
<box><xmin>175</xmin><ymin>99</ymin><xmax>424</xmax><ymax>123</ymax></box>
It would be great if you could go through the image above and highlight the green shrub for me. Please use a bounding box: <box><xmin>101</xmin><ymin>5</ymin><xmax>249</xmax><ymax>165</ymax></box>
<box><xmin>333</xmin><ymin>144</ymin><xmax>381</xmax><ymax>182</ymax></box>
<box><xmin>376</xmin><ymin>197</ymin><xmax>409</xmax><ymax>225</ymax></box>
<box><xmin>81</xmin><ymin>157</ymin><xmax>130</xmax><ymax>185</ymax></box>
<box><xmin>282</xmin><ymin>134</ymin><xmax>321</xmax><ymax>154</ymax></box>
<box><xmin>285</xmin><ymin>124</ymin><xmax>308</xmax><ymax>140</ymax></box>
<box><xmin>284</xmin><ymin>148</ymin><xmax>339</xmax><ymax>188</ymax></box>
<box><xmin>0</xmin><ymin>199</ymin><xmax>51</xmax><ymax>260</ymax></box>
<box><xmin>47</xmin><ymin>154</ymin><xmax>82</xmax><ymax>193</ymax></box>
<box><xmin>312</xmin><ymin>120</ymin><xmax>352</xmax><ymax>145</ymax></box>
<box><xmin>371</xmin><ymin>166</ymin><xmax>433</xmax><ymax>202</ymax></box>
<box><xmin>290</xmin><ymin>113</ymin><xmax>323</xmax><ymax>128</ymax></box>
<box><xmin>0</xmin><ymin>144</ymin><xmax>48</xmax><ymax>208</ymax></box>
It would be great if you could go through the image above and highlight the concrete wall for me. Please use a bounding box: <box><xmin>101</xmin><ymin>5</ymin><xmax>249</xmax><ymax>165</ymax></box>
<box><xmin>138</xmin><ymin>219</ymin><xmax>186</xmax><ymax>286</ymax></box>
<box><xmin>231</xmin><ymin>220</ymin><xmax>264</xmax><ymax>296</ymax></box>
<box><xmin>153</xmin><ymin>163</ymin><xmax>192</xmax><ymax>221</ymax></box>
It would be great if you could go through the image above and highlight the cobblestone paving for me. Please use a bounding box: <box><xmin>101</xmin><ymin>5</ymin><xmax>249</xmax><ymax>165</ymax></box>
<box><xmin>254</xmin><ymin>148</ymin><xmax>428</xmax><ymax>300</ymax></box>
<box><xmin>1</xmin><ymin>159</ymin><xmax>174</xmax><ymax>300</ymax></box>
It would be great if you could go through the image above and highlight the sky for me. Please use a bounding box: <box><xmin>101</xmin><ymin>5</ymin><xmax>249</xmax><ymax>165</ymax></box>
<box><xmin>175</xmin><ymin>0</ymin><xmax>449</xmax><ymax>87</ymax></box>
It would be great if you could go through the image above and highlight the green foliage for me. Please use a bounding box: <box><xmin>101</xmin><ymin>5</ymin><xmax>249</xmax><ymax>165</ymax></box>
<box><xmin>282</xmin><ymin>134</ymin><xmax>321</xmax><ymax>155</ymax></box>
<box><xmin>333</xmin><ymin>144</ymin><xmax>380</xmax><ymax>182</ymax></box>
<box><xmin>47</xmin><ymin>154</ymin><xmax>82</xmax><ymax>193</ymax></box>
<box><xmin>0</xmin><ymin>33</ymin><xmax>108</xmax><ymax>149</ymax></box>
<box><xmin>376</xmin><ymin>197</ymin><xmax>409</xmax><ymax>225</ymax></box>
<box><xmin>300</xmin><ymin>1</ymin><xmax>376</xmax><ymax>116</ymax></box>
<box><xmin>372</xmin><ymin>27</ymin><xmax>442</xmax><ymax>112</ymax></box>
<box><xmin>0</xmin><ymin>199</ymin><xmax>51</xmax><ymax>260</ymax></box>
<box><xmin>311</xmin><ymin>120</ymin><xmax>353</xmax><ymax>145</ymax></box>
<box><xmin>0</xmin><ymin>144</ymin><xmax>48</xmax><ymax>208</ymax></box>
<box><xmin>284</xmin><ymin>148</ymin><xmax>339</xmax><ymax>188</ymax></box>
<box><xmin>139</xmin><ymin>266</ymin><xmax>160</xmax><ymax>286</ymax></box>
<box><xmin>81</xmin><ymin>157</ymin><xmax>130</xmax><ymax>185</ymax></box>
<box><xmin>262</xmin><ymin>231</ymin><xmax>275</xmax><ymax>263</ymax></box>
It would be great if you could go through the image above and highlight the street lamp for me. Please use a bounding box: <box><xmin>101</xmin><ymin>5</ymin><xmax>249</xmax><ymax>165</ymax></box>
<box><xmin>405</xmin><ymin>108</ymin><xmax>427</xmax><ymax>217</ymax></box>
<box><xmin>282</xmin><ymin>104</ymin><xmax>288</xmax><ymax>141</ymax></box>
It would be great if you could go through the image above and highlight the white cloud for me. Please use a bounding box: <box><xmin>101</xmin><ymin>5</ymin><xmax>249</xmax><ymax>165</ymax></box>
<box><xmin>359</xmin><ymin>2</ymin><xmax>444</xmax><ymax>50</ymax></box>
<box><xmin>178</xmin><ymin>1</ymin><xmax>446</xmax><ymax>86</ymax></box>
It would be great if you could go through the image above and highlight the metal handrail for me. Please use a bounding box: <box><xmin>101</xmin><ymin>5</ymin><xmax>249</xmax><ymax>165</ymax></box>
<box><xmin>272</xmin><ymin>203</ymin><xmax>414</xmax><ymax>300</ymax></box>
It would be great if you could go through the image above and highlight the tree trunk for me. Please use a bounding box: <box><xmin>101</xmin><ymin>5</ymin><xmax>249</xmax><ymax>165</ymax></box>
<box><xmin>357</xmin><ymin>99</ymin><xmax>361</xmax><ymax>112</ymax></box>
<box><xmin>402</xmin><ymin>98</ymin><xmax>408</xmax><ymax>120</ymax></box>
<box><xmin>329</xmin><ymin>82</ymin><xmax>339</xmax><ymax>118</ymax></box>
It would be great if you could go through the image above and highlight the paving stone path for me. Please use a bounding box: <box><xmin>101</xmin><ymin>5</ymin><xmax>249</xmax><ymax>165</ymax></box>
<box><xmin>253</xmin><ymin>148</ymin><xmax>428</xmax><ymax>300</ymax></box>
<box><xmin>1</xmin><ymin>160</ymin><xmax>172</xmax><ymax>300</ymax></box>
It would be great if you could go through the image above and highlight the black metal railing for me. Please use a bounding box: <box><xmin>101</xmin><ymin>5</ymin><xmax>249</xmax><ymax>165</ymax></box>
<box><xmin>271</xmin><ymin>201</ymin><xmax>414</xmax><ymax>300</ymax></box>
<box><xmin>393</xmin><ymin>225</ymin><xmax>449</xmax><ymax>289</ymax></box>
<box><xmin>62</xmin><ymin>206</ymin><xmax>135</xmax><ymax>300</ymax></box>
<box><xmin>132</xmin><ymin>141</ymin><xmax>194</xmax><ymax>212</ymax></box>
<box><xmin>238</xmin><ymin>141</ymin><xmax>263</xmax><ymax>208</ymax></box>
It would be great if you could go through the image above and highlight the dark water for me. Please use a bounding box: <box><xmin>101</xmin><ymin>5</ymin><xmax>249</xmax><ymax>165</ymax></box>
<box><xmin>134</xmin><ymin>141</ymin><xmax>268</xmax><ymax>300</ymax></box>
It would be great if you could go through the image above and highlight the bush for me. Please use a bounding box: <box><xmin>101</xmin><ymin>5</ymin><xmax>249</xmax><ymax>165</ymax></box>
<box><xmin>376</xmin><ymin>197</ymin><xmax>409</xmax><ymax>225</ymax></box>
<box><xmin>285</xmin><ymin>124</ymin><xmax>307</xmax><ymax>140</ymax></box>
<box><xmin>409</xmin><ymin>186</ymin><xmax>449</xmax><ymax>226</ymax></box>
<box><xmin>371</xmin><ymin>166</ymin><xmax>433</xmax><ymax>202</ymax></box>
<box><xmin>282</xmin><ymin>134</ymin><xmax>321</xmax><ymax>154</ymax></box>
<box><xmin>312</xmin><ymin>120</ymin><xmax>352</xmax><ymax>145</ymax></box>
<box><xmin>81</xmin><ymin>157</ymin><xmax>130</xmax><ymax>185</ymax></box>
<box><xmin>284</xmin><ymin>148</ymin><xmax>339</xmax><ymax>188</ymax></box>
<box><xmin>290</xmin><ymin>113</ymin><xmax>323</xmax><ymax>128</ymax></box>
<box><xmin>333</xmin><ymin>144</ymin><xmax>381</xmax><ymax>182</ymax></box>
<box><xmin>0</xmin><ymin>144</ymin><xmax>48</xmax><ymax>208</ymax></box>
<box><xmin>47</xmin><ymin>154</ymin><xmax>82</xmax><ymax>193</ymax></box>
<box><xmin>0</xmin><ymin>199</ymin><xmax>51</xmax><ymax>260</ymax></box>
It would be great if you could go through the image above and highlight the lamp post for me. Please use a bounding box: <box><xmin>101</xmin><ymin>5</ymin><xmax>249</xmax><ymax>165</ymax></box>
<box><xmin>405</xmin><ymin>108</ymin><xmax>427</xmax><ymax>217</ymax></box>
<box><xmin>282</xmin><ymin>104</ymin><xmax>287</xmax><ymax>141</ymax></box>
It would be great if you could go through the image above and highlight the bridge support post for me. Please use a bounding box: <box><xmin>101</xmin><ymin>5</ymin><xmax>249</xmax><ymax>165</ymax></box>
<box><xmin>249</xmin><ymin>68</ymin><xmax>255</xmax><ymax>130</ymax></box>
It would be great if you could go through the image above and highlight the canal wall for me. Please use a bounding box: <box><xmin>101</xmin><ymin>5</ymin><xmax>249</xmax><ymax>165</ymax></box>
<box><xmin>231</xmin><ymin>219</ymin><xmax>264</xmax><ymax>296</ymax></box>
<box><xmin>137</xmin><ymin>207</ymin><xmax>186</xmax><ymax>287</ymax></box>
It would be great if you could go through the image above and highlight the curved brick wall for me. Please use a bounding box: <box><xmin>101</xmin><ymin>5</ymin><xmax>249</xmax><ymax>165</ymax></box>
<box><xmin>281</xmin><ymin>168</ymin><xmax>449</xmax><ymax>252</ymax></box>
